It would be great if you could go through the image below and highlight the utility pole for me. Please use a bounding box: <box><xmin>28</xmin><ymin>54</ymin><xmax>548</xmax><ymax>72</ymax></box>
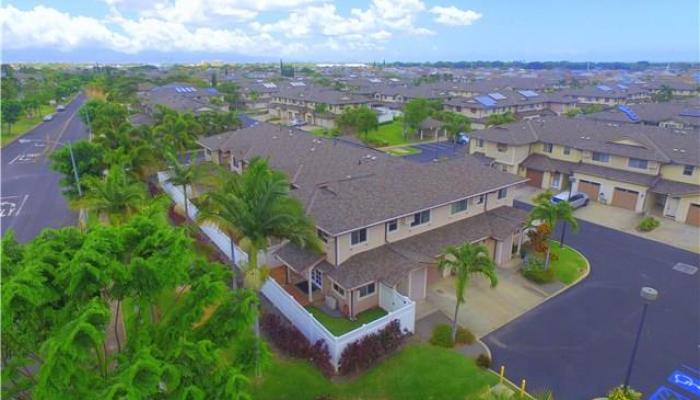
<box><xmin>68</xmin><ymin>141</ymin><xmax>82</xmax><ymax>197</ymax></box>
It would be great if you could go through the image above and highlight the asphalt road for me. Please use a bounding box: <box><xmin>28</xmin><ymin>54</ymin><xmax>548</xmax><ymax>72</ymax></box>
<box><xmin>1</xmin><ymin>95</ymin><xmax>88</xmax><ymax>242</ymax></box>
<box><xmin>403</xmin><ymin>141</ymin><xmax>467</xmax><ymax>163</ymax></box>
<box><xmin>483</xmin><ymin>201</ymin><xmax>700</xmax><ymax>400</ymax></box>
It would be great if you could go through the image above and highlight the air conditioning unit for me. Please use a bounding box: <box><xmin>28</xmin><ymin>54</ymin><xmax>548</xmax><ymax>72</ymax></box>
<box><xmin>325</xmin><ymin>296</ymin><xmax>337</xmax><ymax>310</ymax></box>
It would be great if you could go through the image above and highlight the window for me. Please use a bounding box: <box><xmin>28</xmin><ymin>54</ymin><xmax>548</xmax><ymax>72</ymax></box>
<box><xmin>451</xmin><ymin>199</ymin><xmax>468</xmax><ymax>214</ymax></box>
<box><xmin>317</xmin><ymin>229</ymin><xmax>328</xmax><ymax>243</ymax></box>
<box><xmin>683</xmin><ymin>165</ymin><xmax>694</xmax><ymax>176</ymax></box>
<box><xmin>542</xmin><ymin>143</ymin><xmax>553</xmax><ymax>153</ymax></box>
<box><xmin>628</xmin><ymin>158</ymin><xmax>648</xmax><ymax>169</ymax></box>
<box><xmin>497</xmin><ymin>188</ymin><xmax>508</xmax><ymax>199</ymax></box>
<box><xmin>497</xmin><ymin>143</ymin><xmax>508</xmax><ymax>152</ymax></box>
<box><xmin>411</xmin><ymin>210</ymin><xmax>431</xmax><ymax>227</ymax></box>
<box><xmin>311</xmin><ymin>269</ymin><xmax>322</xmax><ymax>288</ymax></box>
<box><xmin>563</xmin><ymin>146</ymin><xmax>571</xmax><ymax>155</ymax></box>
<box><xmin>475</xmin><ymin>194</ymin><xmax>485</xmax><ymax>205</ymax></box>
<box><xmin>592</xmin><ymin>152</ymin><xmax>610</xmax><ymax>162</ymax></box>
<box><xmin>358</xmin><ymin>282</ymin><xmax>376</xmax><ymax>298</ymax></box>
<box><xmin>332</xmin><ymin>282</ymin><xmax>345</xmax><ymax>297</ymax></box>
<box><xmin>350</xmin><ymin>228</ymin><xmax>367</xmax><ymax>245</ymax></box>
<box><xmin>477</xmin><ymin>138</ymin><xmax>484</xmax><ymax>147</ymax></box>
<box><xmin>386</xmin><ymin>219</ymin><xmax>398</xmax><ymax>233</ymax></box>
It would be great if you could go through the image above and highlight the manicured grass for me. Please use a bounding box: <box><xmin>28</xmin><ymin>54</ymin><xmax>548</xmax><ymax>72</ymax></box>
<box><xmin>384</xmin><ymin>146</ymin><xmax>420</xmax><ymax>156</ymax></box>
<box><xmin>364</xmin><ymin>119</ymin><xmax>409</xmax><ymax>147</ymax></box>
<box><xmin>310</xmin><ymin>127</ymin><xmax>339</xmax><ymax>137</ymax></box>
<box><xmin>547</xmin><ymin>240</ymin><xmax>588</xmax><ymax>284</ymax></box>
<box><xmin>250</xmin><ymin>344</ymin><xmax>498</xmax><ymax>400</ymax></box>
<box><xmin>1</xmin><ymin>104</ymin><xmax>54</xmax><ymax>147</ymax></box>
<box><xmin>305</xmin><ymin>306</ymin><xmax>387</xmax><ymax>336</ymax></box>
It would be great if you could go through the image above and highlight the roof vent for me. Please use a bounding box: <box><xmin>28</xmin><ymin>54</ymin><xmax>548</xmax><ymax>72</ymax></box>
<box><xmin>272</xmin><ymin>135</ymin><xmax>278</xmax><ymax>139</ymax></box>
<box><xmin>680</xmin><ymin>149</ymin><xmax>686</xmax><ymax>153</ymax></box>
<box><xmin>672</xmin><ymin>148</ymin><xmax>679</xmax><ymax>152</ymax></box>
<box><xmin>310</xmin><ymin>147</ymin><xmax>315</xmax><ymax>152</ymax></box>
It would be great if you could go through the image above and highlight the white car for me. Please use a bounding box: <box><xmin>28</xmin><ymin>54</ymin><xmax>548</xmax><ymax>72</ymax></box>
<box><xmin>43</xmin><ymin>114</ymin><xmax>54</xmax><ymax>122</ymax></box>
<box><xmin>551</xmin><ymin>191</ymin><xmax>589</xmax><ymax>209</ymax></box>
<box><xmin>56</xmin><ymin>105</ymin><xmax>66</xmax><ymax>112</ymax></box>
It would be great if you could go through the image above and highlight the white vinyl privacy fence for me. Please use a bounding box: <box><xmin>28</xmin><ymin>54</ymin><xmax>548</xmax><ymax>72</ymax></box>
<box><xmin>159</xmin><ymin>172</ymin><xmax>415</xmax><ymax>370</ymax></box>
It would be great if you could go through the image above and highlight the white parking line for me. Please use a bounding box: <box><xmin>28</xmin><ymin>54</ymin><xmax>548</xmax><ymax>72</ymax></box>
<box><xmin>0</xmin><ymin>195</ymin><xmax>28</xmax><ymax>218</ymax></box>
<box><xmin>15</xmin><ymin>194</ymin><xmax>29</xmax><ymax>217</ymax></box>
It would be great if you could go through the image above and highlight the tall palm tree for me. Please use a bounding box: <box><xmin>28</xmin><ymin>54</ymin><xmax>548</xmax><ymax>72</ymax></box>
<box><xmin>165</xmin><ymin>152</ymin><xmax>206</xmax><ymax>218</ymax></box>
<box><xmin>78</xmin><ymin>165</ymin><xmax>147</xmax><ymax>225</ymax></box>
<box><xmin>197</xmin><ymin>157</ymin><xmax>322</xmax><ymax>376</ymax></box>
<box><xmin>526</xmin><ymin>192</ymin><xmax>579</xmax><ymax>269</ymax></box>
<box><xmin>437</xmin><ymin>243</ymin><xmax>498</xmax><ymax>342</ymax></box>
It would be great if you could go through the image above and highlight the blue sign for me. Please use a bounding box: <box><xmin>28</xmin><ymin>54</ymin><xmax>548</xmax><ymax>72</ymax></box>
<box><xmin>669</xmin><ymin>370</ymin><xmax>700</xmax><ymax>396</ymax></box>
<box><xmin>650</xmin><ymin>386</ymin><xmax>690</xmax><ymax>400</ymax></box>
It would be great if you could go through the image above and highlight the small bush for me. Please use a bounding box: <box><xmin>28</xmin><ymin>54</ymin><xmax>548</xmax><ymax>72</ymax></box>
<box><xmin>637</xmin><ymin>216</ymin><xmax>660</xmax><ymax>232</ymax></box>
<box><xmin>429</xmin><ymin>324</ymin><xmax>454</xmax><ymax>348</ymax></box>
<box><xmin>455</xmin><ymin>326</ymin><xmax>475</xmax><ymax>345</ymax></box>
<box><xmin>607</xmin><ymin>385</ymin><xmax>642</xmax><ymax>400</ymax></box>
<box><xmin>476</xmin><ymin>353</ymin><xmax>491</xmax><ymax>369</ymax></box>
<box><xmin>338</xmin><ymin>320</ymin><xmax>407</xmax><ymax>375</ymax></box>
<box><xmin>521</xmin><ymin>258</ymin><xmax>555</xmax><ymax>284</ymax></box>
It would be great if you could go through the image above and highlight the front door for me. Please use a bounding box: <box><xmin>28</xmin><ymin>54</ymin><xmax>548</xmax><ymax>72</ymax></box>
<box><xmin>526</xmin><ymin>169</ymin><xmax>544</xmax><ymax>187</ymax></box>
<box><xmin>311</xmin><ymin>269</ymin><xmax>322</xmax><ymax>289</ymax></box>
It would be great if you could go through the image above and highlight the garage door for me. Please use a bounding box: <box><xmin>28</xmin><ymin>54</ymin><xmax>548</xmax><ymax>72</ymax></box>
<box><xmin>686</xmin><ymin>203</ymin><xmax>700</xmax><ymax>226</ymax></box>
<box><xmin>578</xmin><ymin>180</ymin><xmax>600</xmax><ymax>201</ymax></box>
<box><xmin>526</xmin><ymin>169</ymin><xmax>544</xmax><ymax>188</ymax></box>
<box><xmin>611</xmin><ymin>188</ymin><xmax>638</xmax><ymax>210</ymax></box>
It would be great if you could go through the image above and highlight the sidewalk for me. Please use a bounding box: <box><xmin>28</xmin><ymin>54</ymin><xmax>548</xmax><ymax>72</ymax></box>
<box><xmin>512</xmin><ymin>186</ymin><xmax>700</xmax><ymax>254</ymax></box>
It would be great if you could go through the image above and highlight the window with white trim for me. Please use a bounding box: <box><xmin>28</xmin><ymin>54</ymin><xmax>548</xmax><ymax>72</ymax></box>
<box><xmin>477</xmin><ymin>139</ymin><xmax>484</xmax><ymax>147</ymax></box>
<box><xmin>497</xmin><ymin>143</ymin><xmax>508</xmax><ymax>152</ymax></box>
<box><xmin>592</xmin><ymin>152</ymin><xmax>610</xmax><ymax>162</ymax></box>
<box><xmin>317</xmin><ymin>229</ymin><xmax>328</xmax><ymax>243</ymax></box>
<box><xmin>350</xmin><ymin>228</ymin><xmax>367</xmax><ymax>245</ymax></box>
<box><xmin>628</xmin><ymin>158</ymin><xmax>648</xmax><ymax>169</ymax></box>
<box><xmin>311</xmin><ymin>269</ymin><xmax>322</xmax><ymax>288</ymax></box>
<box><xmin>332</xmin><ymin>282</ymin><xmax>345</xmax><ymax>297</ymax></box>
<box><xmin>475</xmin><ymin>194</ymin><xmax>485</xmax><ymax>205</ymax></box>
<box><xmin>542</xmin><ymin>143</ymin><xmax>553</xmax><ymax>153</ymax></box>
<box><xmin>386</xmin><ymin>219</ymin><xmax>398</xmax><ymax>233</ymax></box>
<box><xmin>563</xmin><ymin>146</ymin><xmax>571</xmax><ymax>155</ymax></box>
<box><xmin>411</xmin><ymin>210</ymin><xmax>431</xmax><ymax>227</ymax></box>
<box><xmin>497</xmin><ymin>188</ymin><xmax>508</xmax><ymax>199</ymax></box>
<box><xmin>358</xmin><ymin>282</ymin><xmax>376</xmax><ymax>298</ymax></box>
<box><xmin>451</xmin><ymin>199</ymin><xmax>468</xmax><ymax>214</ymax></box>
<box><xmin>683</xmin><ymin>165</ymin><xmax>694</xmax><ymax>176</ymax></box>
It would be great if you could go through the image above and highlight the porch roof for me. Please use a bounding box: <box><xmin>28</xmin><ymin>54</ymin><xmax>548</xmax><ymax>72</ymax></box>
<box><xmin>650</xmin><ymin>179</ymin><xmax>700</xmax><ymax>196</ymax></box>
<box><xmin>327</xmin><ymin>206</ymin><xmax>528</xmax><ymax>290</ymax></box>
<box><xmin>275</xmin><ymin>242</ymin><xmax>326</xmax><ymax>275</ymax></box>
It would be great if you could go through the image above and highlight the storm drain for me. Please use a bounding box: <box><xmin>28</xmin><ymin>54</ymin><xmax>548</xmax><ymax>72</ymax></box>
<box><xmin>672</xmin><ymin>263</ymin><xmax>698</xmax><ymax>275</ymax></box>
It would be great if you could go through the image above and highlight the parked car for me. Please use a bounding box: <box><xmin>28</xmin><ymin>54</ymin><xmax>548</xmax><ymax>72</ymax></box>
<box><xmin>43</xmin><ymin>114</ymin><xmax>54</xmax><ymax>122</ymax></box>
<box><xmin>287</xmin><ymin>119</ymin><xmax>306</xmax><ymax>127</ymax></box>
<box><xmin>551</xmin><ymin>191</ymin><xmax>589</xmax><ymax>209</ymax></box>
<box><xmin>56</xmin><ymin>105</ymin><xmax>66</xmax><ymax>112</ymax></box>
<box><xmin>456</xmin><ymin>133</ymin><xmax>469</xmax><ymax>145</ymax></box>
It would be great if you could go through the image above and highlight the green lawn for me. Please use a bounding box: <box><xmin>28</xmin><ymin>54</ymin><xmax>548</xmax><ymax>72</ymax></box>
<box><xmin>250</xmin><ymin>344</ymin><xmax>497</xmax><ymax>400</ymax></box>
<box><xmin>364</xmin><ymin>119</ymin><xmax>409</xmax><ymax>147</ymax></box>
<box><xmin>1</xmin><ymin>104</ymin><xmax>54</xmax><ymax>147</ymax></box>
<box><xmin>305</xmin><ymin>306</ymin><xmax>387</xmax><ymax>336</ymax></box>
<box><xmin>384</xmin><ymin>146</ymin><xmax>420</xmax><ymax>156</ymax></box>
<box><xmin>547</xmin><ymin>240</ymin><xmax>588</xmax><ymax>284</ymax></box>
<box><xmin>310</xmin><ymin>127</ymin><xmax>339</xmax><ymax>137</ymax></box>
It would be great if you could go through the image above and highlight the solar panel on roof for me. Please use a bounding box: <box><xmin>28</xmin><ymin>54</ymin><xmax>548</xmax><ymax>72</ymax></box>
<box><xmin>488</xmin><ymin>92</ymin><xmax>506</xmax><ymax>100</ymax></box>
<box><xmin>597</xmin><ymin>85</ymin><xmax>612</xmax><ymax>92</ymax></box>
<box><xmin>175</xmin><ymin>87</ymin><xmax>183</xmax><ymax>93</ymax></box>
<box><xmin>475</xmin><ymin>95</ymin><xmax>497</xmax><ymax>107</ymax></box>
<box><xmin>679</xmin><ymin>109</ymin><xmax>700</xmax><ymax>117</ymax></box>
<box><xmin>617</xmin><ymin>105</ymin><xmax>640</xmax><ymax>122</ymax></box>
<box><xmin>188</xmin><ymin>87</ymin><xmax>196</xmax><ymax>92</ymax></box>
<box><xmin>616</xmin><ymin>84</ymin><xmax>628</xmax><ymax>90</ymax></box>
<box><xmin>518</xmin><ymin>90</ymin><xmax>539</xmax><ymax>98</ymax></box>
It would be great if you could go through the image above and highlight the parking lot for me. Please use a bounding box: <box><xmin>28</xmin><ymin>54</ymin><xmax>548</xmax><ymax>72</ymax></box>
<box><xmin>403</xmin><ymin>142</ymin><xmax>467</xmax><ymax>163</ymax></box>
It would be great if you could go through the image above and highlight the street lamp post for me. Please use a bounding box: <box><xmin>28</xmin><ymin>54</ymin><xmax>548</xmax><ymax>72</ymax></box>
<box><xmin>623</xmin><ymin>287</ymin><xmax>658</xmax><ymax>392</ymax></box>
<box><xmin>559</xmin><ymin>177</ymin><xmax>576</xmax><ymax>247</ymax></box>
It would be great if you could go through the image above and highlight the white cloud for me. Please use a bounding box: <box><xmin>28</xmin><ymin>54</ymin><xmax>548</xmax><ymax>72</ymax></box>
<box><xmin>430</xmin><ymin>5</ymin><xmax>482</xmax><ymax>26</ymax></box>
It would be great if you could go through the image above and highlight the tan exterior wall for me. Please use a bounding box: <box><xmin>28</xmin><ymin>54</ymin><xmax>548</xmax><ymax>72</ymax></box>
<box><xmin>470</xmin><ymin>141</ymin><xmax>530</xmax><ymax>171</ymax></box>
<box><xmin>660</xmin><ymin>164</ymin><xmax>700</xmax><ymax>185</ymax></box>
<box><xmin>352</xmin><ymin>287</ymin><xmax>379</xmax><ymax>315</ymax></box>
<box><xmin>581</xmin><ymin>151</ymin><xmax>660</xmax><ymax>176</ymax></box>
<box><xmin>532</xmin><ymin>143</ymin><xmax>583</xmax><ymax>163</ymax></box>
<box><xmin>676</xmin><ymin>195</ymin><xmax>700</xmax><ymax>223</ymax></box>
<box><xmin>572</xmin><ymin>172</ymin><xmax>649</xmax><ymax>212</ymax></box>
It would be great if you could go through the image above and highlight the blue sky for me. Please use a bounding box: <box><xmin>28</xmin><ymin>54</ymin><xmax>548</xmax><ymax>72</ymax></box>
<box><xmin>1</xmin><ymin>0</ymin><xmax>697</xmax><ymax>63</ymax></box>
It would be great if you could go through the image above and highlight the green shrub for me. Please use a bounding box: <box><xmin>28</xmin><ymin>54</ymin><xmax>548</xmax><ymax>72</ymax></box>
<box><xmin>521</xmin><ymin>257</ymin><xmax>555</xmax><ymax>284</ymax></box>
<box><xmin>430</xmin><ymin>324</ymin><xmax>454</xmax><ymax>348</ymax></box>
<box><xmin>475</xmin><ymin>353</ymin><xmax>491</xmax><ymax>369</ymax></box>
<box><xmin>455</xmin><ymin>326</ymin><xmax>475</xmax><ymax>345</ymax></box>
<box><xmin>607</xmin><ymin>386</ymin><xmax>642</xmax><ymax>400</ymax></box>
<box><xmin>637</xmin><ymin>216</ymin><xmax>660</xmax><ymax>232</ymax></box>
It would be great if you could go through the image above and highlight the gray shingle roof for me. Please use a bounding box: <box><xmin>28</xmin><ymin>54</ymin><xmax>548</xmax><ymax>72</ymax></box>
<box><xmin>275</xmin><ymin>242</ymin><xmax>325</xmax><ymax>274</ymax></box>
<box><xmin>199</xmin><ymin>122</ymin><xmax>527</xmax><ymax>234</ymax></box>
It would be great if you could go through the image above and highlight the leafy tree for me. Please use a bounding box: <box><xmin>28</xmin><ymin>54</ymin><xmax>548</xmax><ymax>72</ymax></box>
<box><xmin>607</xmin><ymin>385</ymin><xmax>642</xmax><ymax>400</ymax></box>
<box><xmin>485</xmin><ymin>111</ymin><xmax>516</xmax><ymax>127</ymax></box>
<box><xmin>1</xmin><ymin>100</ymin><xmax>23</xmax><ymax>135</ymax></box>
<box><xmin>197</xmin><ymin>157</ymin><xmax>322</xmax><ymax>376</ymax></box>
<box><xmin>1</xmin><ymin>209</ymin><xmax>258</xmax><ymax>399</ymax></box>
<box><xmin>565</xmin><ymin>107</ymin><xmax>582</xmax><ymax>117</ymax></box>
<box><xmin>526</xmin><ymin>191</ymin><xmax>579</xmax><ymax>268</ymax></box>
<box><xmin>652</xmin><ymin>84</ymin><xmax>673</xmax><ymax>102</ymax></box>
<box><xmin>211</xmin><ymin>72</ymin><xmax>218</xmax><ymax>88</ymax></box>
<box><xmin>218</xmin><ymin>82</ymin><xmax>241</xmax><ymax>108</ymax></box>
<box><xmin>337</xmin><ymin>106</ymin><xmax>379</xmax><ymax>139</ymax></box>
<box><xmin>314</xmin><ymin>103</ymin><xmax>329</xmax><ymax>114</ymax></box>
<box><xmin>581</xmin><ymin>104</ymin><xmax>605</xmax><ymax>114</ymax></box>
<box><xmin>77</xmin><ymin>165</ymin><xmax>148</xmax><ymax>225</ymax></box>
<box><xmin>165</xmin><ymin>152</ymin><xmax>210</xmax><ymax>218</ymax></box>
<box><xmin>49</xmin><ymin>140</ymin><xmax>107</xmax><ymax>199</ymax></box>
<box><xmin>1</xmin><ymin>75</ymin><xmax>20</xmax><ymax>100</ymax></box>
<box><xmin>434</xmin><ymin>110</ymin><xmax>471</xmax><ymax>142</ymax></box>
<box><xmin>403</xmin><ymin>99</ymin><xmax>442</xmax><ymax>135</ymax></box>
<box><xmin>154</xmin><ymin>111</ymin><xmax>203</xmax><ymax>154</ymax></box>
<box><xmin>437</xmin><ymin>243</ymin><xmax>498</xmax><ymax>342</ymax></box>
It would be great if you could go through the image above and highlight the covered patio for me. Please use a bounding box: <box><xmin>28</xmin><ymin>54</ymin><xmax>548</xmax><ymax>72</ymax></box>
<box><xmin>272</xmin><ymin>243</ymin><xmax>330</xmax><ymax>307</ymax></box>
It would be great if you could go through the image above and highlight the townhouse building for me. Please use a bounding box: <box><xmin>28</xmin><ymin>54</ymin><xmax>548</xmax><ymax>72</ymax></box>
<box><xmin>199</xmin><ymin>122</ymin><xmax>529</xmax><ymax>318</ymax></box>
<box><xmin>560</xmin><ymin>84</ymin><xmax>650</xmax><ymax>105</ymax></box>
<box><xmin>468</xmin><ymin>117</ymin><xmax>700</xmax><ymax>225</ymax></box>
<box><xmin>585</xmin><ymin>101</ymin><xmax>700</xmax><ymax>130</ymax></box>
<box><xmin>269</xmin><ymin>87</ymin><xmax>370</xmax><ymax>128</ymax></box>
<box><xmin>138</xmin><ymin>82</ymin><xmax>226</xmax><ymax>115</ymax></box>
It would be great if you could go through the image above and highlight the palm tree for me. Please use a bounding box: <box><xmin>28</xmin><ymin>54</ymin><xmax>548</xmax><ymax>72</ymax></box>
<box><xmin>197</xmin><ymin>157</ymin><xmax>322</xmax><ymax>376</ymax></box>
<box><xmin>526</xmin><ymin>192</ymin><xmax>579</xmax><ymax>269</ymax></box>
<box><xmin>165</xmin><ymin>152</ymin><xmax>208</xmax><ymax>218</ymax></box>
<box><xmin>78</xmin><ymin>165</ymin><xmax>147</xmax><ymax>225</ymax></box>
<box><xmin>437</xmin><ymin>243</ymin><xmax>498</xmax><ymax>342</ymax></box>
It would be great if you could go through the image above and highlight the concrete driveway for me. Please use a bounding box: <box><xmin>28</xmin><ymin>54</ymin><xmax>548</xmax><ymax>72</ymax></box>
<box><xmin>483</xmin><ymin>201</ymin><xmax>700</xmax><ymax>399</ymax></box>
<box><xmin>424</xmin><ymin>264</ymin><xmax>550</xmax><ymax>337</ymax></box>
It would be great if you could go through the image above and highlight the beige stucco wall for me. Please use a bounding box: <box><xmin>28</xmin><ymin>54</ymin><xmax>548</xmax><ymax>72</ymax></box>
<box><xmin>660</xmin><ymin>164</ymin><xmax>700</xmax><ymax>185</ymax></box>
<box><xmin>572</xmin><ymin>172</ymin><xmax>649</xmax><ymax>212</ymax></box>
<box><xmin>470</xmin><ymin>141</ymin><xmax>530</xmax><ymax>170</ymax></box>
<box><xmin>675</xmin><ymin>195</ymin><xmax>700</xmax><ymax>223</ymax></box>
<box><xmin>532</xmin><ymin>143</ymin><xmax>583</xmax><ymax>163</ymax></box>
<box><xmin>581</xmin><ymin>151</ymin><xmax>660</xmax><ymax>176</ymax></box>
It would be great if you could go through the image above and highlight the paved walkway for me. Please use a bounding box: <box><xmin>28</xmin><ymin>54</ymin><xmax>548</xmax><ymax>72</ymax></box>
<box><xmin>512</xmin><ymin>186</ymin><xmax>700</xmax><ymax>253</ymax></box>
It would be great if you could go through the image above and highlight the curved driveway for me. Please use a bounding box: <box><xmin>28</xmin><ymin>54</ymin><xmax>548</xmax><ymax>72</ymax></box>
<box><xmin>483</xmin><ymin>201</ymin><xmax>699</xmax><ymax>399</ymax></box>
